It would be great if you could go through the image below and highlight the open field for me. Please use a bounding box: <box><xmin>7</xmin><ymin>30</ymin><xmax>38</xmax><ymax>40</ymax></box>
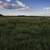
<box><xmin>0</xmin><ymin>16</ymin><xmax>50</xmax><ymax>50</ymax></box>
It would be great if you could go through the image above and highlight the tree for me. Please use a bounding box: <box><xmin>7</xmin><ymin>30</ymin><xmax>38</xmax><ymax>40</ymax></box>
<box><xmin>0</xmin><ymin>14</ymin><xmax>3</xmax><ymax>16</ymax></box>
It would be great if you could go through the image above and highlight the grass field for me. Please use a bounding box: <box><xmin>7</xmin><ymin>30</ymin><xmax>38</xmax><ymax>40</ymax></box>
<box><xmin>0</xmin><ymin>16</ymin><xmax>50</xmax><ymax>50</ymax></box>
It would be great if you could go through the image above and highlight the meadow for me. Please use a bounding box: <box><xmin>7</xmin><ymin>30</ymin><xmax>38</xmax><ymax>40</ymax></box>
<box><xmin>0</xmin><ymin>16</ymin><xmax>50</xmax><ymax>50</ymax></box>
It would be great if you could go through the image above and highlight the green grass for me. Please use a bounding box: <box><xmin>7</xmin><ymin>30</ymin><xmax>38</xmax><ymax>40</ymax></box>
<box><xmin>0</xmin><ymin>16</ymin><xmax>50</xmax><ymax>50</ymax></box>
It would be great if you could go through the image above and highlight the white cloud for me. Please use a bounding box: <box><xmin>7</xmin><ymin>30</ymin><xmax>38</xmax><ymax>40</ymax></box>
<box><xmin>0</xmin><ymin>7</ymin><xmax>50</xmax><ymax>16</ymax></box>
<box><xmin>0</xmin><ymin>1</ymin><xmax>3</xmax><ymax>4</ymax></box>
<box><xmin>38</xmin><ymin>7</ymin><xmax>50</xmax><ymax>16</ymax></box>
<box><xmin>16</xmin><ymin>0</ymin><xmax>29</xmax><ymax>8</ymax></box>
<box><xmin>6</xmin><ymin>0</ymin><xmax>11</xmax><ymax>2</ymax></box>
<box><xmin>17</xmin><ymin>0</ymin><xmax>26</xmax><ymax>7</ymax></box>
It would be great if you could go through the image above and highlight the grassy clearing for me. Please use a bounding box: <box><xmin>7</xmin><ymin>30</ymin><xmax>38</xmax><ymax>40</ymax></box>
<box><xmin>0</xmin><ymin>16</ymin><xmax>50</xmax><ymax>50</ymax></box>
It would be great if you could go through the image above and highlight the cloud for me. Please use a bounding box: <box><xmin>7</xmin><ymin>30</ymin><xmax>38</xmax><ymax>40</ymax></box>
<box><xmin>0</xmin><ymin>0</ymin><xmax>50</xmax><ymax>16</ymax></box>
<box><xmin>17</xmin><ymin>0</ymin><xmax>26</xmax><ymax>7</ymax></box>
<box><xmin>0</xmin><ymin>7</ymin><xmax>50</xmax><ymax>16</ymax></box>
<box><xmin>0</xmin><ymin>0</ymin><xmax>26</xmax><ymax>9</ymax></box>
<box><xmin>38</xmin><ymin>7</ymin><xmax>50</xmax><ymax>16</ymax></box>
<box><xmin>0</xmin><ymin>8</ymin><xmax>34</xmax><ymax>16</ymax></box>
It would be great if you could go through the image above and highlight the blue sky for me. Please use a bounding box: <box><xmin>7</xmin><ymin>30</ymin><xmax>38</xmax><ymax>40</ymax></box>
<box><xmin>0</xmin><ymin>0</ymin><xmax>50</xmax><ymax>9</ymax></box>
<box><xmin>20</xmin><ymin>0</ymin><xmax>50</xmax><ymax>10</ymax></box>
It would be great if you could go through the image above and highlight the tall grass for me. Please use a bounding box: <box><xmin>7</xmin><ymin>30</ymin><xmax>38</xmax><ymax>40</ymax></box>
<box><xmin>0</xmin><ymin>16</ymin><xmax>50</xmax><ymax>50</ymax></box>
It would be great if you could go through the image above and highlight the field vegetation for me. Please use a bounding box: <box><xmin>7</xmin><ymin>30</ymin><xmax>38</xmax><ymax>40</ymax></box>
<box><xmin>0</xmin><ymin>16</ymin><xmax>50</xmax><ymax>50</ymax></box>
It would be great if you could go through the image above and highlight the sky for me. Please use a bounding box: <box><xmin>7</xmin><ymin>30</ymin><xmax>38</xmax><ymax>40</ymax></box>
<box><xmin>21</xmin><ymin>0</ymin><xmax>50</xmax><ymax>10</ymax></box>
<box><xmin>1</xmin><ymin>0</ymin><xmax>49</xmax><ymax>9</ymax></box>
<box><xmin>0</xmin><ymin>0</ymin><xmax>50</xmax><ymax>16</ymax></box>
